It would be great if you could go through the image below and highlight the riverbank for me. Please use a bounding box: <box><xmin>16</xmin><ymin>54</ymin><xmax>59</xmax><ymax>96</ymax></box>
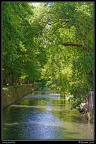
<box><xmin>2</xmin><ymin>84</ymin><xmax>39</xmax><ymax>109</ymax></box>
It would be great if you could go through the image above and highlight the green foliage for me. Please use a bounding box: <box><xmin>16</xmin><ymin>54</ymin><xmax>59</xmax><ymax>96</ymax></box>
<box><xmin>2</xmin><ymin>2</ymin><xmax>94</xmax><ymax>108</ymax></box>
<box><xmin>2</xmin><ymin>2</ymin><xmax>43</xmax><ymax>85</ymax></box>
<box><xmin>40</xmin><ymin>2</ymin><xmax>94</xmax><ymax>106</ymax></box>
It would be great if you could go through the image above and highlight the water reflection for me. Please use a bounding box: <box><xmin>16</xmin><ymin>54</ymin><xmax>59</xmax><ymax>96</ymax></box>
<box><xmin>3</xmin><ymin>90</ymin><xmax>94</xmax><ymax>140</ymax></box>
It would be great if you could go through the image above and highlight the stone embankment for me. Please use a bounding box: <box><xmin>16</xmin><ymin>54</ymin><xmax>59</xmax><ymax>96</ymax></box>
<box><xmin>2</xmin><ymin>84</ymin><xmax>39</xmax><ymax>109</ymax></box>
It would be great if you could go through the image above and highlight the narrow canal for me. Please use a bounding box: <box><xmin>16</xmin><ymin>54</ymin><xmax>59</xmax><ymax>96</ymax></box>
<box><xmin>2</xmin><ymin>88</ymin><xmax>94</xmax><ymax>140</ymax></box>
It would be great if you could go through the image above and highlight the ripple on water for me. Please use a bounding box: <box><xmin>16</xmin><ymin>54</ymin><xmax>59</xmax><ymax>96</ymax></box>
<box><xmin>3</xmin><ymin>92</ymin><xmax>94</xmax><ymax>140</ymax></box>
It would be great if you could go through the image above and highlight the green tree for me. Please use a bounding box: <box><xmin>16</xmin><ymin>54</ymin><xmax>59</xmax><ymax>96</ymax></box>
<box><xmin>2</xmin><ymin>2</ymin><xmax>94</xmax><ymax>109</ymax></box>
<box><xmin>2</xmin><ymin>2</ymin><xmax>43</xmax><ymax>85</ymax></box>
<box><xmin>40</xmin><ymin>2</ymin><xmax>94</xmax><ymax>105</ymax></box>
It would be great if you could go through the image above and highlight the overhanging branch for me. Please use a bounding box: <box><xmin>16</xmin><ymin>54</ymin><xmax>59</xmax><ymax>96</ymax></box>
<box><xmin>61</xmin><ymin>42</ymin><xmax>83</xmax><ymax>47</ymax></box>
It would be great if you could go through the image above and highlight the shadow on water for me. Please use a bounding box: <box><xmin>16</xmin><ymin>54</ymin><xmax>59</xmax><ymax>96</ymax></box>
<box><xmin>3</xmin><ymin>89</ymin><xmax>94</xmax><ymax>140</ymax></box>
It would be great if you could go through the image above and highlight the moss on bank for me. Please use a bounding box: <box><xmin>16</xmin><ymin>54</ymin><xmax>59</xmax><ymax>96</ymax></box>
<box><xmin>2</xmin><ymin>84</ymin><xmax>39</xmax><ymax>109</ymax></box>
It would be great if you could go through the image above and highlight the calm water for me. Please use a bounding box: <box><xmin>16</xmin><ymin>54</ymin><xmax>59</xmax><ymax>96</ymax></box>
<box><xmin>2</xmin><ymin>89</ymin><xmax>94</xmax><ymax>140</ymax></box>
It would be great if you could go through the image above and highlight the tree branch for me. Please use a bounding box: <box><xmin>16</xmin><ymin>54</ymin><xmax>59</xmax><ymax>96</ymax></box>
<box><xmin>60</xmin><ymin>42</ymin><xmax>83</xmax><ymax>47</ymax></box>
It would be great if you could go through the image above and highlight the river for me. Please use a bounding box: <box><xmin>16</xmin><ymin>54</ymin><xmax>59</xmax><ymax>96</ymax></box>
<box><xmin>2</xmin><ymin>88</ymin><xmax>94</xmax><ymax>140</ymax></box>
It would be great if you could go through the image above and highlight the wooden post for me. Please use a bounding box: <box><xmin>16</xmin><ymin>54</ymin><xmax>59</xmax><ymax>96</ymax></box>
<box><xmin>87</xmin><ymin>91</ymin><xmax>94</xmax><ymax>123</ymax></box>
